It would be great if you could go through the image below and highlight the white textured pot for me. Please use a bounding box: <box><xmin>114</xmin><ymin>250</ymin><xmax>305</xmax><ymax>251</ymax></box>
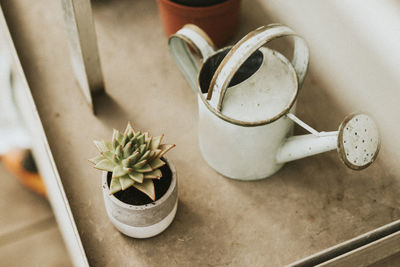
<box><xmin>102</xmin><ymin>157</ymin><xmax>178</xmax><ymax>238</ymax></box>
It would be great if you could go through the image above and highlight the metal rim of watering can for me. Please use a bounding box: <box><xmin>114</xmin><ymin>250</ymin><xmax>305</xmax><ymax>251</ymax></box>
<box><xmin>207</xmin><ymin>24</ymin><xmax>287</xmax><ymax>101</ymax></box>
<box><xmin>169</xmin><ymin>23</ymin><xmax>309</xmax><ymax>127</ymax></box>
<box><xmin>337</xmin><ymin>113</ymin><xmax>381</xmax><ymax>170</ymax></box>
<box><xmin>195</xmin><ymin>47</ymin><xmax>299</xmax><ymax>127</ymax></box>
<box><xmin>203</xmin><ymin>24</ymin><xmax>308</xmax><ymax>127</ymax></box>
<box><xmin>207</xmin><ymin>24</ymin><xmax>309</xmax><ymax>114</ymax></box>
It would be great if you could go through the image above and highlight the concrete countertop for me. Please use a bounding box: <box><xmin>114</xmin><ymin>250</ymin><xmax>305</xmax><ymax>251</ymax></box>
<box><xmin>2</xmin><ymin>0</ymin><xmax>400</xmax><ymax>265</ymax></box>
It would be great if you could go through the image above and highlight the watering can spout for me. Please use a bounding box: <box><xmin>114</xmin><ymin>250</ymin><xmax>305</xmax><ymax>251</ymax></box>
<box><xmin>276</xmin><ymin>113</ymin><xmax>339</xmax><ymax>164</ymax></box>
<box><xmin>277</xmin><ymin>113</ymin><xmax>380</xmax><ymax>170</ymax></box>
<box><xmin>276</xmin><ymin>133</ymin><xmax>338</xmax><ymax>164</ymax></box>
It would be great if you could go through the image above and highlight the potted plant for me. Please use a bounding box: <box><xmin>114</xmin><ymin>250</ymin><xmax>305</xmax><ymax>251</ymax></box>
<box><xmin>156</xmin><ymin>0</ymin><xmax>241</xmax><ymax>47</ymax></box>
<box><xmin>89</xmin><ymin>122</ymin><xmax>177</xmax><ymax>238</ymax></box>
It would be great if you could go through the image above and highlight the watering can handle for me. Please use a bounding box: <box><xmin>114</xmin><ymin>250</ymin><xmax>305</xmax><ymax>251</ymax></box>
<box><xmin>207</xmin><ymin>24</ymin><xmax>309</xmax><ymax>111</ymax></box>
<box><xmin>168</xmin><ymin>24</ymin><xmax>216</xmax><ymax>94</ymax></box>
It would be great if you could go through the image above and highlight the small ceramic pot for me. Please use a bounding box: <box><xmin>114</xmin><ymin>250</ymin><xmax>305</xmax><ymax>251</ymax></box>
<box><xmin>156</xmin><ymin>0</ymin><xmax>241</xmax><ymax>47</ymax></box>
<box><xmin>102</xmin><ymin>157</ymin><xmax>178</xmax><ymax>238</ymax></box>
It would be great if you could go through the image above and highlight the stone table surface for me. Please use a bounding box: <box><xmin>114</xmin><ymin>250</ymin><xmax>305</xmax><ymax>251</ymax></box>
<box><xmin>2</xmin><ymin>0</ymin><xmax>400</xmax><ymax>266</ymax></box>
<box><xmin>0</xmin><ymin>161</ymin><xmax>72</xmax><ymax>267</ymax></box>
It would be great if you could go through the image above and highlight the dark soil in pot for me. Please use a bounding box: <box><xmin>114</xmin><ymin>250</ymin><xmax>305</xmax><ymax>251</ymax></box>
<box><xmin>107</xmin><ymin>162</ymin><xmax>172</xmax><ymax>206</ymax></box>
<box><xmin>22</xmin><ymin>150</ymin><xmax>38</xmax><ymax>173</ymax></box>
<box><xmin>157</xmin><ymin>0</ymin><xmax>241</xmax><ymax>47</ymax></box>
<box><xmin>170</xmin><ymin>0</ymin><xmax>227</xmax><ymax>7</ymax></box>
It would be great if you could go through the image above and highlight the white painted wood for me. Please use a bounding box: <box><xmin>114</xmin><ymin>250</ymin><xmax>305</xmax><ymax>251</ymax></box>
<box><xmin>0</xmin><ymin>6</ymin><xmax>89</xmax><ymax>267</ymax></box>
<box><xmin>61</xmin><ymin>0</ymin><xmax>104</xmax><ymax>111</ymax></box>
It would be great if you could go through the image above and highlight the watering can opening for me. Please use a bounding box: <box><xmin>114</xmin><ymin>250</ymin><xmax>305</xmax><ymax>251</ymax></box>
<box><xmin>199</xmin><ymin>48</ymin><xmax>264</xmax><ymax>94</ymax></box>
<box><xmin>200</xmin><ymin>46</ymin><xmax>298</xmax><ymax>123</ymax></box>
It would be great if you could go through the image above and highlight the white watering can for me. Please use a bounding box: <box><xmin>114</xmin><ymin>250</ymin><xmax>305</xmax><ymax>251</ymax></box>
<box><xmin>169</xmin><ymin>24</ymin><xmax>380</xmax><ymax>180</ymax></box>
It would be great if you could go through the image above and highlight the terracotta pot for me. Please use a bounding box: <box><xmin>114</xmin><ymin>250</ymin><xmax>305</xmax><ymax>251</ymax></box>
<box><xmin>156</xmin><ymin>0</ymin><xmax>241</xmax><ymax>47</ymax></box>
<box><xmin>1</xmin><ymin>149</ymin><xmax>47</xmax><ymax>197</ymax></box>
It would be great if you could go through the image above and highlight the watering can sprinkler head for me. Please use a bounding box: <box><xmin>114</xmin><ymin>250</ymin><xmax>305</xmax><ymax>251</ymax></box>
<box><xmin>276</xmin><ymin>113</ymin><xmax>380</xmax><ymax>170</ymax></box>
<box><xmin>337</xmin><ymin>113</ymin><xmax>380</xmax><ymax>170</ymax></box>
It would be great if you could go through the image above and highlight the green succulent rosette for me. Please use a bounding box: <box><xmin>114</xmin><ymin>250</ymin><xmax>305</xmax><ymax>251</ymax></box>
<box><xmin>89</xmin><ymin>122</ymin><xmax>175</xmax><ymax>200</ymax></box>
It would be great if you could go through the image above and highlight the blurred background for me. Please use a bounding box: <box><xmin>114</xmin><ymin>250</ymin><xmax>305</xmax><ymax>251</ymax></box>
<box><xmin>0</xmin><ymin>19</ymin><xmax>72</xmax><ymax>266</ymax></box>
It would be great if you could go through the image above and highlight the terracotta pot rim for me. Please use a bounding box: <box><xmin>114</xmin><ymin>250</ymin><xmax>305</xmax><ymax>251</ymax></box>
<box><xmin>157</xmin><ymin>0</ymin><xmax>241</xmax><ymax>17</ymax></box>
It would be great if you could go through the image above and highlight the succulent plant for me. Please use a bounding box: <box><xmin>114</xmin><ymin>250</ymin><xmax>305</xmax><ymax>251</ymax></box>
<box><xmin>89</xmin><ymin>122</ymin><xmax>175</xmax><ymax>201</ymax></box>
